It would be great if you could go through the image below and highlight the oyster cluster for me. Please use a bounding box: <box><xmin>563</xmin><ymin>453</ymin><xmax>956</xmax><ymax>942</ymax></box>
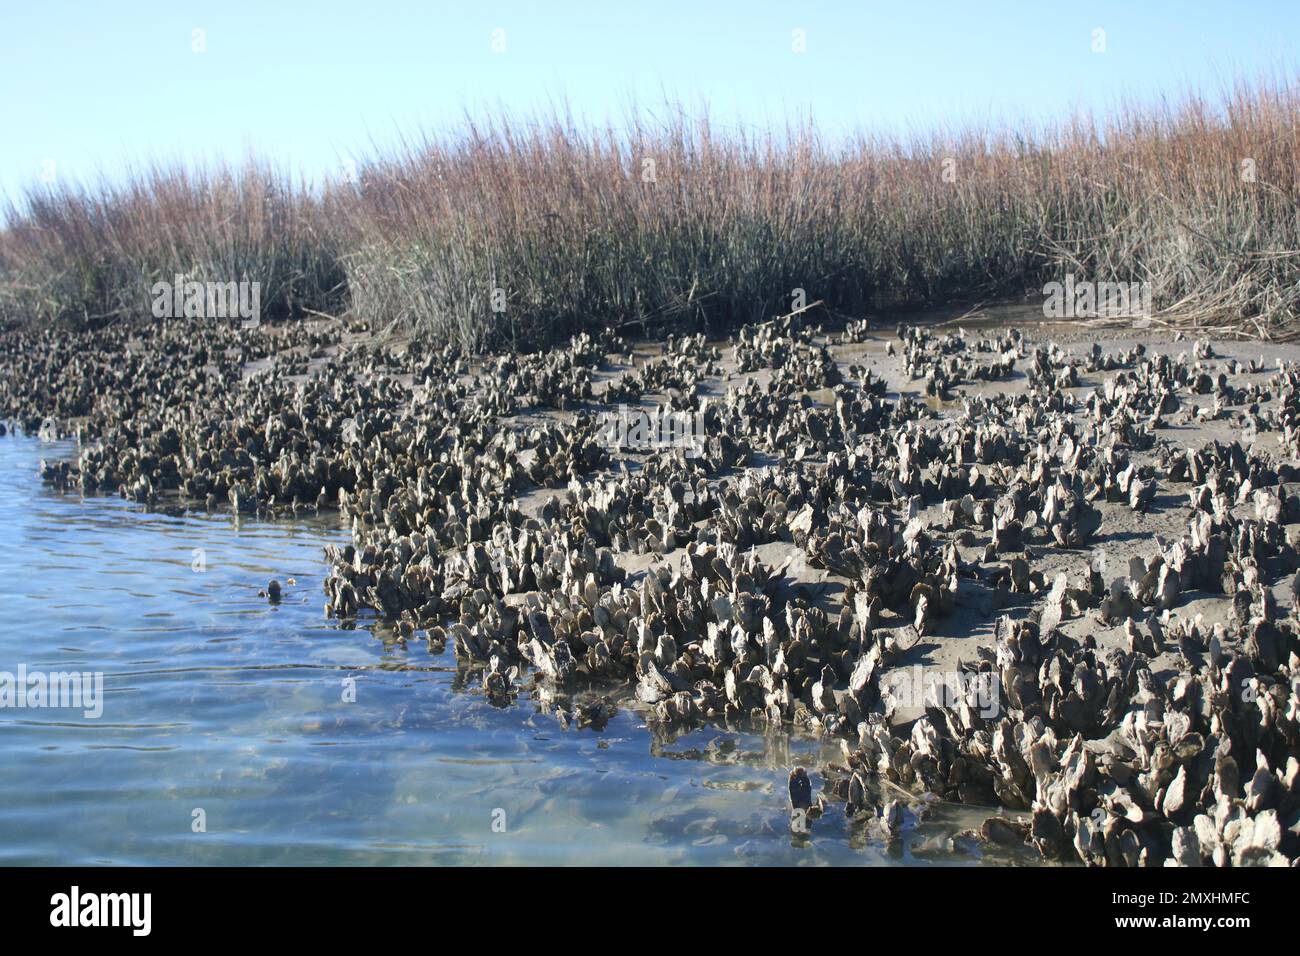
<box><xmin>829</xmin><ymin>580</ymin><xmax>1299</xmax><ymax>866</ymax></box>
<box><xmin>899</xmin><ymin>324</ymin><xmax>1019</xmax><ymax>397</ymax></box>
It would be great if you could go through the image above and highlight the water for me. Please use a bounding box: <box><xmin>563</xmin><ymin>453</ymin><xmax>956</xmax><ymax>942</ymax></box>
<box><xmin>0</xmin><ymin>436</ymin><xmax>1012</xmax><ymax>865</ymax></box>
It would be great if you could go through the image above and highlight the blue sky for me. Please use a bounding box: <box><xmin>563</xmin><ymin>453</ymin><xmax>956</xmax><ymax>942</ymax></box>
<box><xmin>0</xmin><ymin>1</ymin><xmax>1295</xmax><ymax>199</ymax></box>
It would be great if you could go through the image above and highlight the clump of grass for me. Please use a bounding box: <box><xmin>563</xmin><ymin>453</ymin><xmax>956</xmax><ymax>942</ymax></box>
<box><xmin>0</xmin><ymin>162</ymin><xmax>346</xmax><ymax>327</ymax></box>
<box><xmin>1032</xmin><ymin>79</ymin><xmax>1300</xmax><ymax>337</ymax></box>
<box><xmin>3</xmin><ymin>77</ymin><xmax>1299</xmax><ymax>346</ymax></box>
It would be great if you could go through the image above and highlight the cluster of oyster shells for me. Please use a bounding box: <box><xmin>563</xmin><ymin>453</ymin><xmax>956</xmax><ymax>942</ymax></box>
<box><xmin>7</xmin><ymin>308</ymin><xmax>1300</xmax><ymax>867</ymax></box>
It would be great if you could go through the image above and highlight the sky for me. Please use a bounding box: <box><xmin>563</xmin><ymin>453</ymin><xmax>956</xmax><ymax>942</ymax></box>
<box><xmin>0</xmin><ymin>1</ymin><xmax>1296</xmax><ymax>199</ymax></box>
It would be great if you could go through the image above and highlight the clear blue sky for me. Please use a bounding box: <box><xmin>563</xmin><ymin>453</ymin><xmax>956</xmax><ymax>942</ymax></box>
<box><xmin>1</xmin><ymin>1</ymin><xmax>1295</xmax><ymax>198</ymax></box>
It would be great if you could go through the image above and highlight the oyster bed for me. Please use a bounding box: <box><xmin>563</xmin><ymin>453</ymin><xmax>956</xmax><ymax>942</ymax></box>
<box><xmin>3</xmin><ymin>313</ymin><xmax>1299</xmax><ymax>867</ymax></box>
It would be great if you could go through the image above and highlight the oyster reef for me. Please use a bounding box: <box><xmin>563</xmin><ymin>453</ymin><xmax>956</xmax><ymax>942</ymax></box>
<box><xmin>3</xmin><ymin>312</ymin><xmax>1299</xmax><ymax>867</ymax></box>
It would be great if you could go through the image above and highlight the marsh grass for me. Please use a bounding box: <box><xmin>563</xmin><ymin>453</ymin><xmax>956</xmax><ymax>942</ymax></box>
<box><xmin>0</xmin><ymin>164</ymin><xmax>347</xmax><ymax>326</ymax></box>
<box><xmin>3</xmin><ymin>79</ymin><xmax>1298</xmax><ymax>346</ymax></box>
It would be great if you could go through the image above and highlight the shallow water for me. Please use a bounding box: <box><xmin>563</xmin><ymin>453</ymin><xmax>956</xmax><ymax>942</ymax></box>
<box><xmin>0</xmin><ymin>435</ymin><xmax>1019</xmax><ymax>865</ymax></box>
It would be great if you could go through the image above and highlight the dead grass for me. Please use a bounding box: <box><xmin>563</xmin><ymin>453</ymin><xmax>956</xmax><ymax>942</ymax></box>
<box><xmin>3</xmin><ymin>78</ymin><xmax>1298</xmax><ymax>347</ymax></box>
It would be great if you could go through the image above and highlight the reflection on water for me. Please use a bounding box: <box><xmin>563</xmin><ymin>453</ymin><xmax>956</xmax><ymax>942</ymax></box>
<box><xmin>0</xmin><ymin>436</ymin><xmax>1021</xmax><ymax>865</ymax></box>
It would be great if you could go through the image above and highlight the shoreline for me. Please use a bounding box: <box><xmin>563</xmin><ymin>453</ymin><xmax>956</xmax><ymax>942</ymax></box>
<box><xmin>3</xmin><ymin>311</ymin><xmax>1299</xmax><ymax>866</ymax></box>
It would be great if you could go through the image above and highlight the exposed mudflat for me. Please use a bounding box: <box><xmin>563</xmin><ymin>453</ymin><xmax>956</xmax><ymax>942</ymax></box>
<box><xmin>563</xmin><ymin>321</ymin><xmax>1300</xmax><ymax>723</ymax></box>
<box><xmin>4</xmin><ymin>310</ymin><xmax>1299</xmax><ymax>866</ymax></box>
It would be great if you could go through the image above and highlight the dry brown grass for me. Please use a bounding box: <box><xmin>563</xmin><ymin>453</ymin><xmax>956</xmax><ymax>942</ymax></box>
<box><xmin>3</xmin><ymin>78</ymin><xmax>1298</xmax><ymax>347</ymax></box>
<box><xmin>0</xmin><ymin>163</ymin><xmax>346</xmax><ymax>326</ymax></box>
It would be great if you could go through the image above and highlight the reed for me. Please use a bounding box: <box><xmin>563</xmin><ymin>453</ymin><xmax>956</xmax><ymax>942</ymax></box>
<box><xmin>3</xmin><ymin>77</ymin><xmax>1298</xmax><ymax>346</ymax></box>
<box><xmin>0</xmin><ymin>162</ymin><xmax>346</xmax><ymax>327</ymax></box>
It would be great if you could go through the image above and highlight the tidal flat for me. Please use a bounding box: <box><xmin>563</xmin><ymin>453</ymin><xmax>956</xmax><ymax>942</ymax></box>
<box><xmin>2</xmin><ymin>311</ymin><xmax>1298</xmax><ymax>866</ymax></box>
